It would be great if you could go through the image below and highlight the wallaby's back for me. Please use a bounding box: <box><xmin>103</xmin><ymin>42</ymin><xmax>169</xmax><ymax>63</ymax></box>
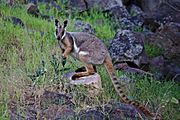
<box><xmin>70</xmin><ymin>32</ymin><xmax>109</xmax><ymax>64</ymax></box>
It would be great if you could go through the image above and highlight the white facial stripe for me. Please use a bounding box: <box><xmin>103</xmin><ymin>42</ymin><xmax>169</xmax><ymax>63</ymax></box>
<box><xmin>79</xmin><ymin>51</ymin><xmax>89</xmax><ymax>55</ymax></box>
<box><xmin>72</xmin><ymin>36</ymin><xmax>80</xmax><ymax>53</ymax></box>
<box><xmin>61</xmin><ymin>31</ymin><xmax>66</xmax><ymax>40</ymax></box>
<box><xmin>61</xmin><ymin>27</ymin><xmax>66</xmax><ymax>40</ymax></box>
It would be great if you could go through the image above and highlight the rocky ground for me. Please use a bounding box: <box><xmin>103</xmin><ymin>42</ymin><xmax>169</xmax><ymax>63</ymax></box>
<box><xmin>1</xmin><ymin>0</ymin><xmax>180</xmax><ymax>119</ymax></box>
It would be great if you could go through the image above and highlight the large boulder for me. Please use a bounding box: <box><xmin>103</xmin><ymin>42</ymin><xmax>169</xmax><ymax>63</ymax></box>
<box><xmin>138</xmin><ymin>0</ymin><xmax>179</xmax><ymax>12</ymax></box>
<box><xmin>68</xmin><ymin>0</ymin><xmax>123</xmax><ymax>12</ymax></box>
<box><xmin>146</xmin><ymin>22</ymin><xmax>180</xmax><ymax>63</ymax></box>
<box><xmin>68</xmin><ymin>0</ymin><xmax>128</xmax><ymax>24</ymax></box>
<box><xmin>140</xmin><ymin>0</ymin><xmax>161</xmax><ymax>12</ymax></box>
<box><xmin>146</xmin><ymin>22</ymin><xmax>180</xmax><ymax>81</ymax></box>
<box><xmin>142</xmin><ymin>1</ymin><xmax>180</xmax><ymax>31</ymax></box>
<box><xmin>108</xmin><ymin>29</ymin><xmax>145</xmax><ymax>67</ymax></box>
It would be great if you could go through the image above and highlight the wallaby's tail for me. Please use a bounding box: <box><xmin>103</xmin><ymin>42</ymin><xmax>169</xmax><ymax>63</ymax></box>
<box><xmin>103</xmin><ymin>55</ymin><xmax>155</xmax><ymax>118</ymax></box>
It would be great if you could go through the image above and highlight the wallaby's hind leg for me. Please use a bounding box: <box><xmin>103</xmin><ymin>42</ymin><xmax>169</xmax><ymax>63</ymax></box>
<box><xmin>72</xmin><ymin>64</ymin><xmax>95</xmax><ymax>80</ymax></box>
<box><xmin>72</xmin><ymin>53</ymin><xmax>96</xmax><ymax>80</ymax></box>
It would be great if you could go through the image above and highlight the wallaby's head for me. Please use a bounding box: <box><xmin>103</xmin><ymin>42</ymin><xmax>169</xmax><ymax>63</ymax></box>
<box><xmin>54</xmin><ymin>19</ymin><xmax>68</xmax><ymax>40</ymax></box>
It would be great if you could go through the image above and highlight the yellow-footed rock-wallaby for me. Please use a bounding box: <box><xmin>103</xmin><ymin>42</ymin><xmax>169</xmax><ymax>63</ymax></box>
<box><xmin>54</xmin><ymin>19</ymin><xmax>159</xmax><ymax>119</ymax></box>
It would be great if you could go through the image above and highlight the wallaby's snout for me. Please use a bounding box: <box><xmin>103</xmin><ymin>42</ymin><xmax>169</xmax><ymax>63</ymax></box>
<box><xmin>54</xmin><ymin>19</ymin><xmax>68</xmax><ymax>40</ymax></box>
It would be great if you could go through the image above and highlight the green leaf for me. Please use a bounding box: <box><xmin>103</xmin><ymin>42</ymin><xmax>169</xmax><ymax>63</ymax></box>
<box><xmin>171</xmin><ymin>97</ymin><xmax>179</xmax><ymax>104</ymax></box>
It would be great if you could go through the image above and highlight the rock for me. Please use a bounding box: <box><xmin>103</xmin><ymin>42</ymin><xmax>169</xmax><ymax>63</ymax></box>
<box><xmin>104</xmin><ymin>102</ymin><xmax>147</xmax><ymax>120</ymax></box>
<box><xmin>50</xmin><ymin>1</ymin><xmax>62</xmax><ymax>11</ymax></box>
<box><xmin>115</xmin><ymin>62</ymin><xmax>153</xmax><ymax>77</ymax></box>
<box><xmin>8</xmin><ymin>90</ymin><xmax>75</xmax><ymax>120</ymax></box>
<box><xmin>122</xmin><ymin>0</ymin><xmax>131</xmax><ymax>5</ymax></box>
<box><xmin>129</xmin><ymin>4</ymin><xmax>143</xmax><ymax>15</ymax></box>
<box><xmin>40</xmin><ymin>14</ymin><xmax>53</xmax><ymax>21</ymax></box>
<box><xmin>68</xmin><ymin>0</ymin><xmax>87</xmax><ymax>12</ymax></box>
<box><xmin>40</xmin><ymin>90</ymin><xmax>74</xmax><ymax>107</ymax></box>
<box><xmin>79</xmin><ymin>109</ymin><xmax>106</xmax><ymax>120</ymax></box>
<box><xmin>26</xmin><ymin>3</ymin><xmax>53</xmax><ymax>21</ymax></box>
<box><xmin>150</xmin><ymin>56</ymin><xmax>165</xmax><ymax>69</ymax></box>
<box><xmin>108</xmin><ymin>29</ymin><xmax>144</xmax><ymax>67</ymax></box>
<box><xmin>86</xmin><ymin>0</ymin><xmax>123</xmax><ymax>10</ymax></box>
<box><xmin>74</xmin><ymin>20</ymin><xmax>95</xmax><ymax>34</ymax></box>
<box><xmin>42</xmin><ymin>104</ymin><xmax>75</xmax><ymax>120</ymax></box>
<box><xmin>63</xmin><ymin>71</ymin><xmax>102</xmax><ymax>96</ymax></box>
<box><xmin>164</xmin><ymin>63</ymin><xmax>180</xmax><ymax>83</ymax></box>
<box><xmin>27</xmin><ymin>3</ymin><xmax>40</xmax><ymax>17</ymax></box>
<box><xmin>27</xmin><ymin>0</ymin><xmax>37</xmax><ymax>4</ymax></box>
<box><xmin>27</xmin><ymin>0</ymin><xmax>54</xmax><ymax>4</ymax></box>
<box><xmin>78</xmin><ymin>102</ymin><xmax>148</xmax><ymax>120</ymax></box>
<box><xmin>68</xmin><ymin>0</ymin><xmax>126</xmax><ymax>23</ymax></box>
<box><xmin>104</xmin><ymin>5</ymin><xmax>130</xmax><ymax>24</ymax></box>
<box><xmin>118</xmin><ymin>16</ymin><xmax>144</xmax><ymax>31</ymax></box>
<box><xmin>5</xmin><ymin>16</ymin><xmax>25</xmax><ymax>28</ymax></box>
<box><xmin>119</xmin><ymin>17</ymin><xmax>135</xmax><ymax>30</ymax></box>
<box><xmin>6</xmin><ymin>0</ymin><xmax>14</xmax><ymax>6</ymax></box>
<box><xmin>150</xmin><ymin>56</ymin><xmax>180</xmax><ymax>82</ymax></box>
<box><xmin>69</xmin><ymin>0</ymin><xmax>123</xmax><ymax>12</ymax></box>
<box><xmin>141</xmin><ymin>0</ymin><xmax>161</xmax><ymax>12</ymax></box>
<box><xmin>115</xmin><ymin>4</ymin><xmax>144</xmax><ymax>31</ymax></box>
<box><xmin>142</xmin><ymin>1</ymin><xmax>180</xmax><ymax>31</ymax></box>
<box><xmin>149</xmin><ymin>56</ymin><xmax>165</xmax><ymax>78</ymax></box>
<box><xmin>147</xmin><ymin>22</ymin><xmax>180</xmax><ymax>81</ymax></box>
<box><xmin>146</xmin><ymin>22</ymin><xmax>180</xmax><ymax>63</ymax></box>
<box><xmin>139</xmin><ymin>0</ymin><xmax>179</xmax><ymax>12</ymax></box>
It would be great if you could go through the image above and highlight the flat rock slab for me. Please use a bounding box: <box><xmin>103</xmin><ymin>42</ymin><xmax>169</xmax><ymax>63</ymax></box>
<box><xmin>63</xmin><ymin>71</ymin><xmax>102</xmax><ymax>88</ymax></box>
<box><xmin>63</xmin><ymin>72</ymin><xmax>102</xmax><ymax>97</ymax></box>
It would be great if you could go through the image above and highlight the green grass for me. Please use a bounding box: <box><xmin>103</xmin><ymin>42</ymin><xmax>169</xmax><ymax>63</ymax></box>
<box><xmin>0</xmin><ymin>2</ymin><xmax>180</xmax><ymax>120</ymax></box>
<box><xmin>144</xmin><ymin>43</ymin><xmax>163</xmax><ymax>58</ymax></box>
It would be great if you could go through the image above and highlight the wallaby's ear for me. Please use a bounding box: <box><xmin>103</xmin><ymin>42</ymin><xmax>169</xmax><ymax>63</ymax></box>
<box><xmin>63</xmin><ymin>20</ymin><xmax>68</xmax><ymax>29</ymax></box>
<box><xmin>54</xmin><ymin>19</ymin><xmax>59</xmax><ymax>38</ymax></box>
<box><xmin>55</xmin><ymin>19</ymin><xmax>59</xmax><ymax>28</ymax></box>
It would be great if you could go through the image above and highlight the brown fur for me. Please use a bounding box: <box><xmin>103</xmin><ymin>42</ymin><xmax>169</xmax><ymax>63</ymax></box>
<box><xmin>54</xmin><ymin>19</ymin><xmax>160</xmax><ymax>119</ymax></box>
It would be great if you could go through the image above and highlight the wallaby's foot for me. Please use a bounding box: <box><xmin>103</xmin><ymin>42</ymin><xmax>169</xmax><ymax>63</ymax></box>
<box><xmin>72</xmin><ymin>72</ymin><xmax>95</xmax><ymax>80</ymax></box>
<box><xmin>75</xmin><ymin>67</ymin><xmax>86</xmax><ymax>72</ymax></box>
<box><xmin>75</xmin><ymin>66</ymin><xmax>97</xmax><ymax>73</ymax></box>
<box><xmin>72</xmin><ymin>74</ymin><xmax>81</xmax><ymax>80</ymax></box>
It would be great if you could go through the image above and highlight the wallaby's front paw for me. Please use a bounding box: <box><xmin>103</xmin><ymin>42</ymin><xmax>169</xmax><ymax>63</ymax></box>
<box><xmin>62</xmin><ymin>57</ymin><xmax>66</xmax><ymax>67</ymax></box>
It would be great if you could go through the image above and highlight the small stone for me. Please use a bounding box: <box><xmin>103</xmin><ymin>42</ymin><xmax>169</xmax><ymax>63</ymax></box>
<box><xmin>27</xmin><ymin>3</ymin><xmax>40</xmax><ymax>17</ymax></box>
<box><xmin>74</xmin><ymin>20</ymin><xmax>95</xmax><ymax>34</ymax></box>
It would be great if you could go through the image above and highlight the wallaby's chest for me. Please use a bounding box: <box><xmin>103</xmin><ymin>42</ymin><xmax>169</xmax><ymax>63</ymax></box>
<box><xmin>58</xmin><ymin>40</ymin><xmax>66</xmax><ymax>50</ymax></box>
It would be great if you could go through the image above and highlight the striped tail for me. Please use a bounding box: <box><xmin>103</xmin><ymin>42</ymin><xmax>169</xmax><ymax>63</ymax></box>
<box><xmin>103</xmin><ymin>55</ymin><xmax>155</xmax><ymax>118</ymax></box>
